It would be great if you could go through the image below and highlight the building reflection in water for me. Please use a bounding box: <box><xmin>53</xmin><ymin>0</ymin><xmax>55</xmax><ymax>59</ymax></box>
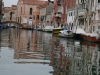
<box><xmin>50</xmin><ymin>38</ymin><xmax>100</xmax><ymax>75</ymax></box>
<box><xmin>50</xmin><ymin>38</ymin><xmax>73</xmax><ymax>75</ymax></box>
<box><xmin>14</xmin><ymin>29</ymin><xmax>52</xmax><ymax>64</ymax></box>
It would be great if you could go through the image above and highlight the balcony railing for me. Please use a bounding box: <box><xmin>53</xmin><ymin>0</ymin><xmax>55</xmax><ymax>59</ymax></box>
<box><xmin>78</xmin><ymin>9</ymin><xmax>87</xmax><ymax>16</ymax></box>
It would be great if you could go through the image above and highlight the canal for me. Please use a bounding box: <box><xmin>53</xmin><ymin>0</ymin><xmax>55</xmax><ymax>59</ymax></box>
<box><xmin>0</xmin><ymin>28</ymin><xmax>100</xmax><ymax>75</ymax></box>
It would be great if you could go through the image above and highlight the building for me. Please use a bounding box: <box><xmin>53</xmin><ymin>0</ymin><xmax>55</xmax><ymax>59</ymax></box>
<box><xmin>17</xmin><ymin>0</ymin><xmax>48</xmax><ymax>28</ymax></box>
<box><xmin>38</xmin><ymin>2</ymin><xmax>49</xmax><ymax>28</ymax></box>
<box><xmin>53</xmin><ymin>0</ymin><xmax>68</xmax><ymax>28</ymax></box>
<box><xmin>10</xmin><ymin>5</ymin><xmax>17</xmax><ymax>21</ymax></box>
<box><xmin>75</xmin><ymin>0</ymin><xmax>100</xmax><ymax>33</ymax></box>
<box><xmin>2</xmin><ymin>7</ymin><xmax>11</xmax><ymax>21</ymax></box>
<box><xmin>91</xmin><ymin>0</ymin><xmax>100</xmax><ymax>33</ymax></box>
<box><xmin>45</xmin><ymin>2</ymin><xmax>54</xmax><ymax>26</ymax></box>
<box><xmin>67</xmin><ymin>0</ymin><xmax>76</xmax><ymax>30</ymax></box>
<box><xmin>33</xmin><ymin>6</ymin><xmax>40</xmax><ymax>28</ymax></box>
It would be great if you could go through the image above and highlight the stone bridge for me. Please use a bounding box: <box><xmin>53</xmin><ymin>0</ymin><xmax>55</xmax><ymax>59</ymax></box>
<box><xmin>1</xmin><ymin>21</ymin><xmax>24</xmax><ymax>27</ymax></box>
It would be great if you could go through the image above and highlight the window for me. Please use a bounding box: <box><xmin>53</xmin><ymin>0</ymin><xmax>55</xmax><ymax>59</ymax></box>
<box><xmin>21</xmin><ymin>7</ymin><xmax>22</xmax><ymax>14</ymax></box>
<box><xmin>66</xmin><ymin>66</ymin><xmax>69</xmax><ymax>70</ymax></box>
<box><xmin>93</xmin><ymin>26</ymin><xmax>95</xmax><ymax>31</ymax></box>
<box><xmin>29</xmin><ymin>17</ymin><xmax>32</xmax><ymax>19</ymax></box>
<box><xmin>20</xmin><ymin>17</ymin><xmax>21</xmax><ymax>23</ymax></box>
<box><xmin>34</xmin><ymin>16</ymin><xmax>35</xmax><ymax>20</ymax></box>
<box><xmin>57</xmin><ymin>0</ymin><xmax>62</xmax><ymax>5</ymax></box>
<box><xmin>69</xmin><ymin>13</ymin><xmax>70</xmax><ymax>16</ymax></box>
<box><xmin>70</xmin><ymin>12</ymin><xmax>72</xmax><ymax>16</ymax></box>
<box><xmin>37</xmin><ymin>15</ymin><xmax>39</xmax><ymax>19</ymax></box>
<box><xmin>98</xmin><ymin>26</ymin><xmax>100</xmax><ymax>29</ymax></box>
<box><xmin>98</xmin><ymin>0</ymin><xmax>100</xmax><ymax>3</ymax></box>
<box><xmin>10</xmin><ymin>12</ymin><xmax>12</xmax><ymax>20</ymax></box>
<box><xmin>30</xmin><ymin>8</ymin><xmax>33</xmax><ymax>15</ymax></box>
<box><xmin>18</xmin><ymin>17</ymin><xmax>19</xmax><ymax>22</ymax></box>
<box><xmin>41</xmin><ymin>16</ymin><xmax>43</xmax><ymax>21</ymax></box>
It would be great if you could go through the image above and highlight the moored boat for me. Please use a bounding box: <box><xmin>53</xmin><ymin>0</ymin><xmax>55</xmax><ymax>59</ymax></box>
<box><xmin>73</xmin><ymin>28</ymin><xmax>86</xmax><ymax>39</ymax></box>
<box><xmin>58</xmin><ymin>29</ymin><xmax>74</xmax><ymax>38</ymax></box>
<box><xmin>43</xmin><ymin>26</ymin><xmax>54</xmax><ymax>32</ymax></box>
<box><xmin>81</xmin><ymin>33</ymin><xmax>100</xmax><ymax>42</ymax></box>
<box><xmin>52</xmin><ymin>27</ymin><xmax>63</xmax><ymax>34</ymax></box>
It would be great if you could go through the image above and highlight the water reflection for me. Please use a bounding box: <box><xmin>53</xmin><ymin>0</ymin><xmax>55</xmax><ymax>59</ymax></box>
<box><xmin>50</xmin><ymin>37</ymin><xmax>100</xmax><ymax>75</ymax></box>
<box><xmin>14</xmin><ymin>29</ymin><xmax>52</xmax><ymax>64</ymax></box>
<box><xmin>0</xmin><ymin>28</ymin><xmax>100</xmax><ymax>75</ymax></box>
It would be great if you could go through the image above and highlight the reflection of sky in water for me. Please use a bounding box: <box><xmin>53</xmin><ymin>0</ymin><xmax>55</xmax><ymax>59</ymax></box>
<box><xmin>0</xmin><ymin>47</ymin><xmax>53</xmax><ymax>75</ymax></box>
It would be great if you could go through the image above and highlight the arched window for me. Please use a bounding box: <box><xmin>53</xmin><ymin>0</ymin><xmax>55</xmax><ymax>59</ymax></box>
<box><xmin>30</xmin><ymin>8</ymin><xmax>33</xmax><ymax>15</ymax></box>
<box><xmin>18</xmin><ymin>17</ymin><xmax>19</xmax><ymax>23</ymax></box>
<box><xmin>20</xmin><ymin>17</ymin><xmax>21</xmax><ymax>23</ymax></box>
<box><xmin>10</xmin><ymin>12</ymin><xmax>12</xmax><ymax>20</ymax></box>
<box><xmin>29</xmin><ymin>17</ymin><xmax>32</xmax><ymax>19</ymax></box>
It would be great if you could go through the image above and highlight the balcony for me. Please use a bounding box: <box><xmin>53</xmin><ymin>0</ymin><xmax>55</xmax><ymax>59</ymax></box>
<box><xmin>93</xmin><ymin>20</ymin><xmax>100</xmax><ymax>23</ymax></box>
<box><xmin>91</xmin><ymin>6</ymin><xmax>95</xmax><ymax>12</ymax></box>
<box><xmin>57</xmin><ymin>6</ymin><xmax>63</xmax><ymax>14</ymax></box>
<box><xmin>96</xmin><ymin>4</ymin><xmax>100</xmax><ymax>10</ymax></box>
<box><xmin>78</xmin><ymin>9</ymin><xmax>87</xmax><ymax>16</ymax></box>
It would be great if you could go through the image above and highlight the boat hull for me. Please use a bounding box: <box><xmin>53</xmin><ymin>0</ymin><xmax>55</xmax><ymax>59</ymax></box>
<box><xmin>73</xmin><ymin>33</ymin><xmax>82</xmax><ymax>39</ymax></box>
<box><xmin>52</xmin><ymin>29</ymin><xmax>63</xmax><ymax>34</ymax></box>
<box><xmin>81</xmin><ymin>34</ymin><xmax>100</xmax><ymax>42</ymax></box>
<box><xmin>58</xmin><ymin>33</ymin><xmax>74</xmax><ymax>38</ymax></box>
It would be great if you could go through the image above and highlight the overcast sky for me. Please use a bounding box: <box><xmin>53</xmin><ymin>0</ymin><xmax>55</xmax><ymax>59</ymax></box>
<box><xmin>3</xmin><ymin>0</ymin><xmax>18</xmax><ymax>7</ymax></box>
<box><xmin>3</xmin><ymin>0</ymin><xmax>53</xmax><ymax>7</ymax></box>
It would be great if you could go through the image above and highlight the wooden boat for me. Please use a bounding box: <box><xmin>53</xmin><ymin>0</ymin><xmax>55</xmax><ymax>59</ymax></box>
<box><xmin>81</xmin><ymin>33</ymin><xmax>100</xmax><ymax>42</ymax></box>
<box><xmin>58</xmin><ymin>29</ymin><xmax>74</xmax><ymax>38</ymax></box>
<box><xmin>52</xmin><ymin>27</ymin><xmax>63</xmax><ymax>34</ymax></box>
<box><xmin>73</xmin><ymin>28</ymin><xmax>85</xmax><ymax>39</ymax></box>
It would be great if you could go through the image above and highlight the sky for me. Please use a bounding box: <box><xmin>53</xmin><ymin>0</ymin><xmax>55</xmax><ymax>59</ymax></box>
<box><xmin>3</xmin><ymin>0</ymin><xmax>18</xmax><ymax>7</ymax></box>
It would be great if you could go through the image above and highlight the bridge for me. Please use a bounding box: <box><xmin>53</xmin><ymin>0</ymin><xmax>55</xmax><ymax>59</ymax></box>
<box><xmin>1</xmin><ymin>21</ymin><xmax>24</xmax><ymax>27</ymax></box>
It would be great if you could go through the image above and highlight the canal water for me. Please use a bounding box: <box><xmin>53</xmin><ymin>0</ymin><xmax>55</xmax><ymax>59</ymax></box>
<box><xmin>0</xmin><ymin>28</ymin><xmax>100</xmax><ymax>75</ymax></box>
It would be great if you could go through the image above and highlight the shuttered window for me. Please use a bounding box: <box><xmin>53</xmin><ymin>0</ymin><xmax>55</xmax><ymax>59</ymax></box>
<box><xmin>98</xmin><ymin>0</ymin><xmax>100</xmax><ymax>3</ymax></box>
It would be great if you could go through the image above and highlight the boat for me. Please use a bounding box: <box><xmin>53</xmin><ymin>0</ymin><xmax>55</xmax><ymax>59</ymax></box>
<box><xmin>73</xmin><ymin>28</ymin><xmax>86</xmax><ymax>39</ymax></box>
<box><xmin>52</xmin><ymin>27</ymin><xmax>63</xmax><ymax>34</ymax></box>
<box><xmin>58</xmin><ymin>29</ymin><xmax>74</xmax><ymax>38</ymax></box>
<box><xmin>0</xmin><ymin>24</ymin><xmax>2</xmax><ymax>27</ymax></box>
<box><xmin>81</xmin><ymin>32</ymin><xmax>100</xmax><ymax>42</ymax></box>
<box><xmin>42</xmin><ymin>26</ymin><xmax>54</xmax><ymax>32</ymax></box>
<box><xmin>73</xmin><ymin>0</ymin><xmax>100</xmax><ymax>42</ymax></box>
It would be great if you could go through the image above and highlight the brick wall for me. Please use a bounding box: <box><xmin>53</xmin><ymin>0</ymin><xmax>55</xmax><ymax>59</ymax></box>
<box><xmin>67</xmin><ymin>0</ymin><xmax>76</xmax><ymax>9</ymax></box>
